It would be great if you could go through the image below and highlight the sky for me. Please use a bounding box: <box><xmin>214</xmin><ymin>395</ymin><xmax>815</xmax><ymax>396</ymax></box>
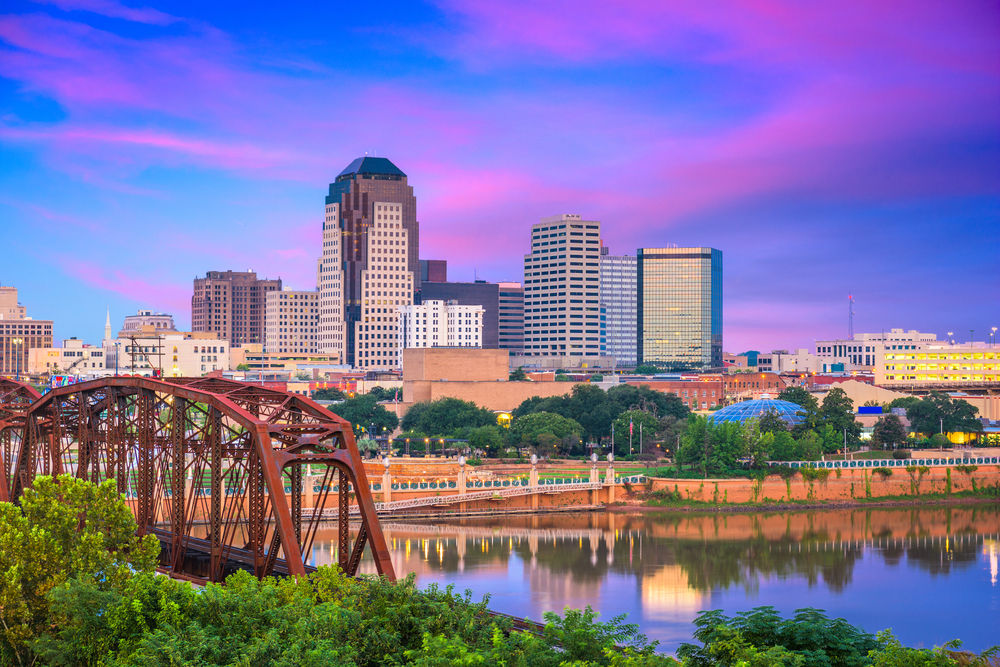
<box><xmin>1</xmin><ymin>0</ymin><xmax>998</xmax><ymax>352</ymax></box>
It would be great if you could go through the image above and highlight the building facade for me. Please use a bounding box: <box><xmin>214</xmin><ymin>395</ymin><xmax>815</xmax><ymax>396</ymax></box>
<box><xmin>318</xmin><ymin>157</ymin><xmax>418</xmax><ymax>367</ymax></box>
<box><xmin>400</xmin><ymin>300</ymin><xmax>484</xmax><ymax>350</ymax></box>
<box><xmin>522</xmin><ymin>214</ymin><xmax>604</xmax><ymax>357</ymax></box>
<box><xmin>419</xmin><ymin>281</ymin><xmax>500</xmax><ymax>348</ymax></box>
<box><xmin>498</xmin><ymin>282</ymin><xmax>524</xmax><ymax>355</ymax></box>
<box><xmin>264</xmin><ymin>290</ymin><xmax>319</xmax><ymax>354</ymax></box>
<box><xmin>419</xmin><ymin>260</ymin><xmax>447</xmax><ymax>283</ymax></box>
<box><xmin>107</xmin><ymin>331</ymin><xmax>229</xmax><ymax>377</ymax></box>
<box><xmin>120</xmin><ymin>310</ymin><xmax>176</xmax><ymax>335</ymax></box>
<box><xmin>29</xmin><ymin>338</ymin><xmax>105</xmax><ymax>375</ymax></box>
<box><xmin>191</xmin><ymin>271</ymin><xmax>281</xmax><ymax>345</ymax></box>
<box><xmin>0</xmin><ymin>285</ymin><xmax>54</xmax><ymax>377</ymax></box>
<box><xmin>637</xmin><ymin>247</ymin><xmax>722</xmax><ymax>371</ymax></box>
<box><xmin>815</xmin><ymin>329</ymin><xmax>939</xmax><ymax>373</ymax></box>
<box><xmin>600</xmin><ymin>250</ymin><xmax>637</xmax><ymax>366</ymax></box>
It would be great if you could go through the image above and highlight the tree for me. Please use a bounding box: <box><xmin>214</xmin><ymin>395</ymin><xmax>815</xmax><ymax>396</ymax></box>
<box><xmin>611</xmin><ymin>409</ymin><xmax>659</xmax><ymax>456</ymax></box>
<box><xmin>401</xmin><ymin>398</ymin><xmax>495</xmax><ymax>436</ymax></box>
<box><xmin>328</xmin><ymin>394</ymin><xmax>399</xmax><ymax>435</ymax></box>
<box><xmin>467</xmin><ymin>426</ymin><xmax>504</xmax><ymax>456</ymax></box>
<box><xmin>634</xmin><ymin>364</ymin><xmax>658</xmax><ymax>375</ymax></box>
<box><xmin>312</xmin><ymin>387</ymin><xmax>345</xmax><ymax>401</ymax></box>
<box><xmin>509</xmin><ymin>366</ymin><xmax>528</xmax><ymax>381</ymax></box>
<box><xmin>590</xmin><ymin>374</ymin><xmax>603</xmax><ymax>382</ymax></box>
<box><xmin>777</xmin><ymin>386</ymin><xmax>820</xmax><ymax>432</ymax></box>
<box><xmin>368</xmin><ymin>386</ymin><xmax>401</xmax><ymax>402</ymax></box>
<box><xmin>757</xmin><ymin>410</ymin><xmax>788</xmax><ymax>435</ymax></box>
<box><xmin>888</xmin><ymin>396</ymin><xmax>921</xmax><ymax>411</ymax></box>
<box><xmin>820</xmin><ymin>388</ymin><xmax>861</xmax><ymax>444</ymax></box>
<box><xmin>0</xmin><ymin>476</ymin><xmax>160</xmax><ymax>664</ymax></box>
<box><xmin>906</xmin><ymin>392</ymin><xmax>982</xmax><ymax>437</ymax></box>
<box><xmin>236</xmin><ymin>363</ymin><xmax>250</xmax><ymax>371</ymax></box>
<box><xmin>555</xmin><ymin>373</ymin><xmax>573</xmax><ymax>382</ymax></box>
<box><xmin>871</xmin><ymin>415</ymin><xmax>908</xmax><ymax>450</ymax></box>
<box><xmin>512</xmin><ymin>412</ymin><xmax>583</xmax><ymax>456</ymax></box>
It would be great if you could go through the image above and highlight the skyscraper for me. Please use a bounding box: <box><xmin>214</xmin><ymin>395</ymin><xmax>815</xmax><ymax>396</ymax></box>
<box><xmin>599</xmin><ymin>250</ymin><xmax>637</xmax><ymax>366</ymax></box>
<box><xmin>498</xmin><ymin>282</ymin><xmax>525</xmax><ymax>355</ymax></box>
<box><xmin>318</xmin><ymin>157</ymin><xmax>417</xmax><ymax>368</ymax></box>
<box><xmin>191</xmin><ymin>271</ymin><xmax>281</xmax><ymax>345</ymax></box>
<box><xmin>522</xmin><ymin>214</ymin><xmax>603</xmax><ymax>357</ymax></box>
<box><xmin>637</xmin><ymin>247</ymin><xmax>722</xmax><ymax>370</ymax></box>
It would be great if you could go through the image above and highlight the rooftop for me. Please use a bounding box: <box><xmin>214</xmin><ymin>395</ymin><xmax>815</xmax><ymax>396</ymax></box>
<box><xmin>336</xmin><ymin>157</ymin><xmax>406</xmax><ymax>181</ymax></box>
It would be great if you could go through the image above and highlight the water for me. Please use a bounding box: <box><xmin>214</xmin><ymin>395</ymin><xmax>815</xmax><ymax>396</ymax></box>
<box><xmin>311</xmin><ymin>505</ymin><xmax>1000</xmax><ymax>653</ymax></box>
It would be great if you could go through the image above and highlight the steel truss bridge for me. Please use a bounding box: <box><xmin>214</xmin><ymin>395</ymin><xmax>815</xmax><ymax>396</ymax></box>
<box><xmin>0</xmin><ymin>376</ymin><xmax>394</xmax><ymax>584</ymax></box>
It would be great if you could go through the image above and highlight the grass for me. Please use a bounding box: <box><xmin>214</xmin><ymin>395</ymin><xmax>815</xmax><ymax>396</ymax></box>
<box><xmin>635</xmin><ymin>486</ymin><xmax>1000</xmax><ymax>510</ymax></box>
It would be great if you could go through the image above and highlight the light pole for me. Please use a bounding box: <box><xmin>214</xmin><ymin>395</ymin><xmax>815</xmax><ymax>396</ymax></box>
<box><xmin>12</xmin><ymin>337</ymin><xmax>22</xmax><ymax>381</ymax></box>
<box><xmin>969</xmin><ymin>329</ymin><xmax>974</xmax><ymax>347</ymax></box>
<box><xmin>948</xmin><ymin>332</ymin><xmax>953</xmax><ymax>346</ymax></box>
<box><xmin>114</xmin><ymin>341</ymin><xmax>120</xmax><ymax>376</ymax></box>
<box><xmin>992</xmin><ymin>327</ymin><xmax>997</xmax><ymax>348</ymax></box>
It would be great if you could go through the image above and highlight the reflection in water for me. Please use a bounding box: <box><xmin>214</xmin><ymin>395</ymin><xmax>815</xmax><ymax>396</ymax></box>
<box><xmin>311</xmin><ymin>505</ymin><xmax>1000</xmax><ymax>652</ymax></box>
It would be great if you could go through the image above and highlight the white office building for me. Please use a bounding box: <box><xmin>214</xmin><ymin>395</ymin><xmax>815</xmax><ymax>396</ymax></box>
<box><xmin>400</xmin><ymin>300</ymin><xmax>483</xmax><ymax>349</ymax></box>
<box><xmin>265</xmin><ymin>289</ymin><xmax>319</xmax><ymax>354</ymax></box>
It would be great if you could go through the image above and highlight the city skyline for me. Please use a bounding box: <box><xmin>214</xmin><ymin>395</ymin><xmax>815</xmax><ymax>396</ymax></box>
<box><xmin>1</xmin><ymin>0</ymin><xmax>997</xmax><ymax>351</ymax></box>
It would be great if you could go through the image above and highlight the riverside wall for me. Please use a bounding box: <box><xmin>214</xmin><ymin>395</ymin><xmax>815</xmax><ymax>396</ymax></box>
<box><xmin>648</xmin><ymin>465</ymin><xmax>1000</xmax><ymax>503</ymax></box>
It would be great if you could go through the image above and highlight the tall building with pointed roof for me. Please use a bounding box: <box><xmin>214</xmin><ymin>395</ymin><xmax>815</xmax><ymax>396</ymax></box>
<box><xmin>318</xmin><ymin>156</ymin><xmax>418</xmax><ymax>369</ymax></box>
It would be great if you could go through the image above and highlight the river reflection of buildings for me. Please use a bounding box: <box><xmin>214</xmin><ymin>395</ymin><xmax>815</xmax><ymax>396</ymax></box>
<box><xmin>308</xmin><ymin>506</ymin><xmax>999</xmax><ymax>605</ymax></box>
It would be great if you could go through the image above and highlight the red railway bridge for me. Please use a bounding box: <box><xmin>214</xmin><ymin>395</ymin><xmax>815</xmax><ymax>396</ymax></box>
<box><xmin>0</xmin><ymin>376</ymin><xmax>394</xmax><ymax>584</ymax></box>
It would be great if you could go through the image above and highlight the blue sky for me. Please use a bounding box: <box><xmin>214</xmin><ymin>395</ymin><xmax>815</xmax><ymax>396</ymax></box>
<box><xmin>1</xmin><ymin>0</ymin><xmax>998</xmax><ymax>350</ymax></box>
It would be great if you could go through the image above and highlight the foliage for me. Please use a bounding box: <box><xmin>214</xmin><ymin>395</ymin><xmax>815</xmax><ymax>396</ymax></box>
<box><xmin>313</xmin><ymin>387</ymin><xmax>346</xmax><ymax>401</ymax></box>
<box><xmin>512</xmin><ymin>411</ymin><xmax>584</xmax><ymax>456</ymax></box>
<box><xmin>328</xmin><ymin>394</ymin><xmax>399</xmax><ymax>434</ymax></box>
<box><xmin>929</xmin><ymin>434</ymin><xmax>952</xmax><ymax>449</ymax></box>
<box><xmin>906</xmin><ymin>392</ymin><xmax>982</xmax><ymax>437</ymax></box>
<box><xmin>777</xmin><ymin>387</ymin><xmax>821</xmax><ymax>432</ymax></box>
<box><xmin>678</xmin><ymin>606</ymin><xmax>880</xmax><ymax>667</ymax></box>
<box><xmin>402</xmin><ymin>398</ymin><xmax>495</xmax><ymax>437</ymax></box>
<box><xmin>887</xmin><ymin>396</ymin><xmax>922</xmax><ymax>411</ymax></box>
<box><xmin>467</xmin><ymin>425</ymin><xmax>504</xmax><ymax>456</ymax></box>
<box><xmin>591</xmin><ymin>374</ymin><xmax>604</xmax><ymax>382</ymax></box>
<box><xmin>236</xmin><ymin>363</ymin><xmax>250</xmax><ymax>371</ymax></box>
<box><xmin>634</xmin><ymin>364</ymin><xmax>659</xmax><ymax>375</ymax></box>
<box><xmin>820</xmin><ymin>388</ymin><xmax>862</xmax><ymax>444</ymax></box>
<box><xmin>612</xmin><ymin>410</ymin><xmax>660</xmax><ymax>456</ymax></box>
<box><xmin>0</xmin><ymin>476</ymin><xmax>160</xmax><ymax>665</ymax></box>
<box><xmin>871</xmin><ymin>415</ymin><xmax>908</xmax><ymax>450</ymax></box>
<box><xmin>555</xmin><ymin>373</ymin><xmax>573</xmax><ymax>382</ymax></box>
<box><xmin>757</xmin><ymin>410</ymin><xmax>788</xmax><ymax>435</ymax></box>
<box><xmin>892</xmin><ymin>449</ymin><xmax>911</xmax><ymax>460</ymax></box>
<box><xmin>509</xmin><ymin>366</ymin><xmax>528</xmax><ymax>381</ymax></box>
<box><xmin>356</xmin><ymin>438</ymin><xmax>380</xmax><ymax>454</ymax></box>
<box><xmin>868</xmin><ymin>631</ymin><xmax>999</xmax><ymax>667</ymax></box>
<box><xmin>368</xmin><ymin>386</ymin><xmax>401</xmax><ymax>402</ymax></box>
<box><xmin>872</xmin><ymin>467</ymin><xmax>893</xmax><ymax>479</ymax></box>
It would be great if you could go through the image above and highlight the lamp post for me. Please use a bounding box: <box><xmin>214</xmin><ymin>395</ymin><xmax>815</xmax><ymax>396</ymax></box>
<box><xmin>948</xmin><ymin>332</ymin><xmax>953</xmax><ymax>346</ymax></box>
<box><xmin>991</xmin><ymin>327</ymin><xmax>997</xmax><ymax>348</ymax></box>
<box><xmin>114</xmin><ymin>341</ymin><xmax>120</xmax><ymax>376</ymax></box>
<box><xmin>970</xmin><ymin>329</ymin><xmax>974</xmax><ymax>347</ymax></box>
<box><xmin>12</xmin><ymin>337</ymin><xmax>22</xmax><ymax>381</ymax></box>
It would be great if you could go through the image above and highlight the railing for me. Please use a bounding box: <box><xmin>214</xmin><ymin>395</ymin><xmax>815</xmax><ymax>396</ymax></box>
<box><xmin>768</xmin><ymin>456</ymin><xmax>1000</xmax><ymax>469</ymax></box>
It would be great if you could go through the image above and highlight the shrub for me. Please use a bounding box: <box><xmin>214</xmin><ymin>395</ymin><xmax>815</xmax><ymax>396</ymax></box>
<box><xmin>892</xmin><ymin>449</ymin><xmax>911</xmax><ymax>460</ymax></box>
<box><xmin>872</xmin><ymin>467</ymin><xmax>893</xmax><ymax>479</ymax></box>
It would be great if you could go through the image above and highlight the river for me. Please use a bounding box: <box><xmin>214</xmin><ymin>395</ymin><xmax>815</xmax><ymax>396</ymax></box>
<box><xmin>311</xmin><ymin>505</ymin><xmax>1000</xmax><ymax>653</ymax></box>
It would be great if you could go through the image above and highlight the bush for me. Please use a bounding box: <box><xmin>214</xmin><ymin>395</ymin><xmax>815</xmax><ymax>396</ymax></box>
<box><xmin>892</xmin><ymin>449</ymin><xmax>911</xmax><ymax>460</ymax></box>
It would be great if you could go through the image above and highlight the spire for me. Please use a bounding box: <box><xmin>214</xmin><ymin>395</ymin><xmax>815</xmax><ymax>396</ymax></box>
<box><xmin>104</xmin><ymin>309</ymin><xmax>112</xmax><ymax>342</ymax></box>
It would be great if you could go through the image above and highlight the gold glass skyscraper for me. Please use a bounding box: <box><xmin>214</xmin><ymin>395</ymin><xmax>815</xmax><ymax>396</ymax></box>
<box><xmin>637</xmin><ymin>247</ymin><xmax>722</xmax><ymax>370</ymax></box>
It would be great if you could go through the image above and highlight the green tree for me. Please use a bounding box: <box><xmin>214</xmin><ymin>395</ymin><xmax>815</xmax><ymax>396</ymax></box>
<box><xmin>512</xmin><ymin>412</ymin><xmax>583</xmax><ymax>456</ymax></box>
<box><xmin>368</xmin><ymin>386</ymin><xmax>401</xmax><ymax>402</ymax></box>
<box><xmin>0</xmin><ymin>476</ymin><xmax>160</xmax><ymax>665</ymax></box>
<box><xmin>467</xmin><ymin>426</ymin><xmax>504</xmax><ymax>456</ymax></box>
<box><xmin>329</xmin><ymin>394</ymin><xmax>399</xmax><ymax>435</ymax></box>
<box><xmin>611</xmin><ymin>410</ymin><xmax>660</xmax><ymax>456</ymax></box>
<box><xmin>236</xmin><ymin>363</ymin><xmax>250</xmax><ymax>371</ymax></box>
<box><xmin>401</xmin><ymin>398</ymin><xmax>495</xmax><ymax>436</ymax></box>
<box><xmin>778</xmin><ymin>386</ymin><xmax>821</xmax><ymax>432</ymax></box>
<box><xmin>887</xmin><ymin>396</ymin><xmax>921</xmax><ymax>411</ymax></box>
<box><xmin>820</xmin><ymin>388</ymin><xmax>862</xmax><ymax>444</ymax></box>
<box><xmin>757</xmin><ymin>410</ymin><xmax>788</xmax><ymax>435</ymax></box>
<box><xmin>312</xmin><ymin>387</ymin><xmax>345</xmax><ymax>401</ymax></box>
<box><xmin>906</xmin><ymin>392</ymin><xmax>982</xmax><ymax>437</ymax></box>
<box><xmin>634</xmin><ymin>364</ymin><xmax>659</xmax><ymax>375</ymax></box>
<box><xmin>871</xmin><ymin>415</ymin><xmax>908</xmax><ymax>450</ymax></box>
<box><xmin>555</xmin><ymin>373</ymin><xmax>573</xmax><ymax>382</ymax></box>
<box><xmin>509</xmin><ymin>366</ymin><xmax>528</xmax><ymax>381</ymax></box>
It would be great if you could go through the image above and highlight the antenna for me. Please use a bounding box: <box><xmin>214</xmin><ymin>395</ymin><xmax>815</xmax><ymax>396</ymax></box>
<box><xmin>848</xmin><ymin>294</ymin><xmax>855</xmax><ymax>339</ymax></box>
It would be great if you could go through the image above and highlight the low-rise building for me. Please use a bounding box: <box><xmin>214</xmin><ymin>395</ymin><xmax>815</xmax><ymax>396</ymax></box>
<box><xmin>28</xmin><ymin>338</ymin><xmax>106</xmax><ymax>375</ymax></box>
<box><xmin>106</xmin><ymin>327</ymin><xmax>230</xmax><ymax>376</ymax></box>
<box><xmin>230</xmin><ymin>343</ymin><xmax>342</xmax><ymax>371</ymax></box>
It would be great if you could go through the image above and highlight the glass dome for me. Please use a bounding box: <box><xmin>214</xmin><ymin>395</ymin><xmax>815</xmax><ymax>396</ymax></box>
<box><xmin>708</xmin><ymin>398</ymin><xmax>806</xmax><ymax>427</ymax></box>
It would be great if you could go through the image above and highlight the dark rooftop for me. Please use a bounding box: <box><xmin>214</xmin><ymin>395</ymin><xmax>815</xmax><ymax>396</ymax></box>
<box><xmin>336</xmin><ymin>157</ymin><xmax>406</xmax><ymax>179</ymax></box>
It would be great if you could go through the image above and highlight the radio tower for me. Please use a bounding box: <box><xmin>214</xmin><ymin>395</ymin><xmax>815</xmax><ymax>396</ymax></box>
<box><xmin>848</xmin><ymin>294</ymin><xmax>855</xmax><ymax>339</ymax></box>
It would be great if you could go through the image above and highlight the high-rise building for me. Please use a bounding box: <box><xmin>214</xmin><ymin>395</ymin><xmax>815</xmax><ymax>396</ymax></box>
<box><xmin>419</xmin><ymin>260</ymin><xmax>447</xmax><ymax>283</ymax></box>
<box><xmin>191</xmin><ymin>271</ymin><xmax>281</xmax><ymax>345</ymax></box>
<box><xmin>637</xmin><ymin>247</ymin><xmax>722</xmax><ymax>370</ymax></box>
<box><xmin>522</xmin><ymin>214</ymin><xmax>603</xmax><ymax>357</ymax></box>
<box><xmin>264</xmin><ymin>290</ymin><xmax>320</xmax><ymax>354</ymax></box>
<box><xmin>318</xmin><ymin>157</ymin><xmax>417</xmax><ymax>368</ymax></box>
<box><xmin>498</xmin><ymin>282</ymin><xmax>524</xmax><ymax>355</ymax></box>
<box><xmin>400</xmin><ymin>300</ymin><xmax>483</xmax><ymax>349</ymax></box>
<box><xmin>600</xmin><ymin>249</ymin><xmax>637</xmax><ymax>366</ymax></box>
<box><xmin>419</xmin><ymin>281</ymin><xmax>499</xmax><ymax>348</ymax></box>
<box><xmin>0</xmin><ymin>285</ymin><xmax>54</xmax><ymax>377</ymax></box>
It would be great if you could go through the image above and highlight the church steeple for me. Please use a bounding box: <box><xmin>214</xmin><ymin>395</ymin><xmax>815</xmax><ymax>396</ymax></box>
<box><xmin>104</xmin><ymin>309</ymin><xmax>112</xmax><ymax>342</ymax></box>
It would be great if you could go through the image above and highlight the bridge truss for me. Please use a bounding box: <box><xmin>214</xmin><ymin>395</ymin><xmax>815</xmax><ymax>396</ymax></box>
<box><xmin>0</xmin><ymin>376</ymin><xmax>394</xmax><ymax>584</ymax></box>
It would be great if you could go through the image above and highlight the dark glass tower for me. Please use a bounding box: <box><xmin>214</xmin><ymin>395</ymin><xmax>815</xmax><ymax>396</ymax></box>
<box><xmin>321</xmin><ymin>157</ymin><xmax>419</xmax><ymax>367</ymax></box>
<box><xmin>637</xmin><ymin>247</ymin><xmax>722</xmax><ymax>370</ymax></box>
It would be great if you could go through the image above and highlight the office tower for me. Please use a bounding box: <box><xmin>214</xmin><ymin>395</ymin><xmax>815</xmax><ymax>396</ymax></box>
<box><xmin>400</xmin><ymin>300</ymin><xmax>484</xmax><ymax>349</ymax></box>
<box><xmin>637</xmin><ymin>247</ymin><xmax>722</xmax><ymax>370</ymax></box>
<box><xmin>318</xmin><ymin>157</ymin><xmax>417</xmax><ymax>368</ymax></box>
<box><xmin>419</xmin><ymin>281</ymin><xmax>500</xmax><ymax>348</ymax></box>
<box><xmin>0</xmin><ymin>285</ymin><xmax>54</xmax><ymax>376</ymax></box>
<box><xmin>498</xmin><ymin>282</ymin><xmax>524</xmax><ymax>355</ymax></box>
<box><xmin>522</xmin><ymin>214</ymin><xmax>603</xmax><ymax>357</ymax></box>
<box><xmin>419</xmin><ymin>260</ymin><xmax>447</xmax><ymax>283</ymax></box>
<box><xmin>599</xmin><ymin>249</ymin><xmax>637</xmax><ymax>366</ymax></box>
<box><xmin>191</xmin><ymin>271</ymin><xmax>281</xmax><ymax>345</ymax></box>
<box><xmin>264</xmin><ymin>290</ymin><xmax>320</xmax><ymax>354</ymax></box>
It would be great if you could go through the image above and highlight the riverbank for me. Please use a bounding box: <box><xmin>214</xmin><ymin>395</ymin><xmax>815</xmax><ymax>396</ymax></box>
<box><xmin>608</xmin><ymin>490</ymin><xmax>1000</xmax><ymax>514</ymax></box>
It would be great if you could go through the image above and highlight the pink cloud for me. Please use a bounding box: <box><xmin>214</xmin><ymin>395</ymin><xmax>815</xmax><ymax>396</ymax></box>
<box><xmin>33</xmin><ymin>0</ymin><xmax>181</xmax><ymax>26</ymax></box>
<box><xmin>60</xmin><ymin>257</ymin><xmax>190</xmax><ymax>315</ymax></box>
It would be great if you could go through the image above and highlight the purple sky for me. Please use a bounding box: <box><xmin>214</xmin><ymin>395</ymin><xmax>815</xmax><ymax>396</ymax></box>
<box><xmin>2</xmin><ymin>0</ymin><xmax>998</xmax><ymax>351</ymax></box>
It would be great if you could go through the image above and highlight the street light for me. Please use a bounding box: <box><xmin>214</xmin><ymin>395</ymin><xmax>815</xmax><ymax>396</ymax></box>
<box><xmin>992</xmin><ymin>327</ymin><xmax>997</xmax><ymax>348</ymax></box>
<box><xmin>12</xmin><ymin>337</ymin><xmax>23</xmax><ymax>381</ymax></box>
